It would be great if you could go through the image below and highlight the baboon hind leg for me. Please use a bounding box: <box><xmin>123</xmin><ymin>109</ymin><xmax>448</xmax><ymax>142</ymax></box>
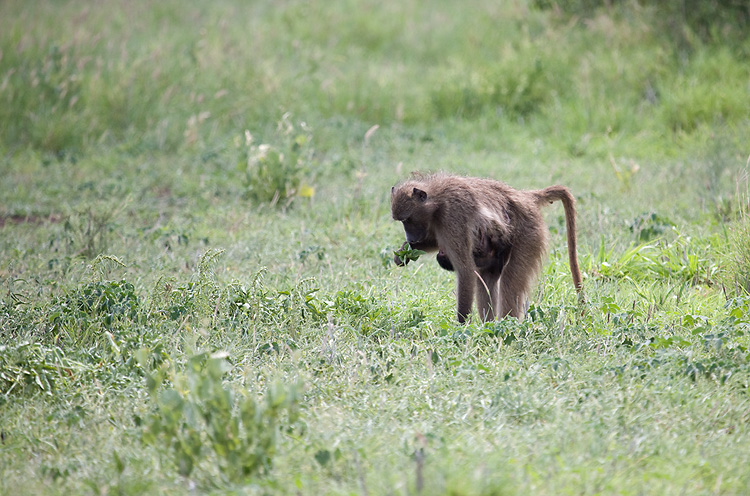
<box><xmin>476</xmin><ymin>242</ymin><xmax>510</xmax><ymax>320</ymax></box>
<box><xmin>476</xmin><ymin>269</ymin><xmax>501</xmax><ymax>321</ymax></box>
<box><xmin>498</xmin><ymin>262</ymin><xmax>536</xmax><ymax>319</ymax></box>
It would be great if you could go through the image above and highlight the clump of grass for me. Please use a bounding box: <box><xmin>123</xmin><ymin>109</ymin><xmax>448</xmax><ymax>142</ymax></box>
<box><xmin>721</xmin><ymin>169</ymin><xmax>750</xmax><ymax>297</ymax></box>
<box><xmin>727</xmin><ymin>224</ymin><xmax>750</xmax><ymax>296</ymax></box>
<box><xmin>48</xmin><ymin>279</ymin><xmax>140</xmax><ymax>348</ymax></box>
<box><xmin>57</xmin><ymin>203</ymin><xmax>124</xmax><ymax>259</ymax></box>
<box><xmin>429</xmin><ymin>53</ymin><xmax>566</xmax><ymax>121</ymax></box>
<box><xmin>0</xmin><ymin>342</ymin><xmax>86</xmax><ymax>401</ymax></box>
<box><xmin>629</xmin><ymin>211</ymin><xmax>675</xmax><ymax>241</ymax></box>
<box><xmin>594</xmin><ymin>232</ymin><xmax>715</xmax><ymax>285</ymax></box>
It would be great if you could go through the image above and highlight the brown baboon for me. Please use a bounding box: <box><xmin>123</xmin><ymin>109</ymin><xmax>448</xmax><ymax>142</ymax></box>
<box><xmin>391</xmin><ymin>172</ymin><xmax>583</xmax><ymax>322</ymax></box>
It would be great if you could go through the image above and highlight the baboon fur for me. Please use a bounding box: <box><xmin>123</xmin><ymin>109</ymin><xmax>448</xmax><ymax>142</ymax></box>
<box><xmin>391</xmin><ymin>172</ymin><xmax>583</xmax><ymax>322</ymax></box>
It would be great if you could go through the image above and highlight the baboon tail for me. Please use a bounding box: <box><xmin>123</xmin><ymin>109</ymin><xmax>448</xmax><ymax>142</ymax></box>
<box><xmin>535</xmin><ymin>186</ymin><xmax>584</xmax><ymax>293</ymax></box>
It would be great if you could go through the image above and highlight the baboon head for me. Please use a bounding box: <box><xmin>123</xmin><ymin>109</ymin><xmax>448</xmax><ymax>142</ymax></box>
<box><xmin>391</xmin><ymin>185</ymin><xmax>437</xmax><ymax>245</ymax></box>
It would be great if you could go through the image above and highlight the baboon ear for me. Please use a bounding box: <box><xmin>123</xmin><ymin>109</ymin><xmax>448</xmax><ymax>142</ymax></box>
<box><xmin>412</xmin><ymin>188</ymin><xmax>428</xmax><ymax>202</ymax></box>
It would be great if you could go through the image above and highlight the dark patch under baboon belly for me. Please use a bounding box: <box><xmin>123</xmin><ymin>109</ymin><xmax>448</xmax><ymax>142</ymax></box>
<box><xmin>436</xmin><ymin>242</ymin><xmax>510</xmax><ymax>275</ymax></box>
<box><xmin>473</xmin><ymin>241</ymin><xmax>510</xmax><ymax>275</ymax></box>
<box><xmin>436</xmin><ymin>250</ymin><xmax>454</xmax><ymax>271</ymax></box>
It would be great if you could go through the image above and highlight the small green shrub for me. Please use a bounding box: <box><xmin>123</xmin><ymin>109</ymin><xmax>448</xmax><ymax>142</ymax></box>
<box><xmin>332</xmin><ymin>287</ymin><xmax>388</xmax><ymax>335</ymax></box>
<box><xmin>229</xmin><ymin>272</ymin><xmax>329</xmax><ymax>333</ymax></box>
<box><xmin>139</xmin><ymin>351</ymin><xmax>302</xmax><ymax>481</ymax></box>
<box><xmin>49</xmin><ymin>280</ymin><xmax>140</xmax><ymax>346</ymax></box>
<box><xmin>150</xmin><ymin>249</ymin><xmax>225</xmax><ymax>323</ymax></box>
<box><xmin>155</xmin><ymin>281</ymin><xmax>198</xmax><ymax>321</ymax></box>
<box><xmin>237</xmin><ymin>114</ymin><xmax>316</xmax><ymax>206</ymax></box>
<box><xmin>56</xmin><ymin>204</ymin><xmax>124</xmax><ymax>259</ymax></box>
<box><xmin>629</xmin><ymin>212</ymin><xmax>675</xmax><ymax>241</ymax></box>
<box><xmin>534</xmin><ymin>0</ymin><xmax>749</xmax><ymax>43</ymax></box>
<box><xmin>726</xmin><ymin>221</ymin><xmax>750</xmax><ymax>296</ymax></box>
<box><xmin>660</xmin><ymin>48</ymin><xmax>750</xmax><ymax>133</ymax></box>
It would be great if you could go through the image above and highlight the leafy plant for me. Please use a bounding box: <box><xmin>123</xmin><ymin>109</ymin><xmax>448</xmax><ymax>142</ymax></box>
<box><xmin>155</xmin><ymin>280</ymin><xmax>198</xmax><ymax>321</ymax></box>
<box><xmin>331</xmin><ymin>286</ymin><xmax>392</xmax><ymax>336</ymax></box>
<box><xmin>229</xmin><ymin>273</ymin><xmax>329</xmax><ymax>333</ymax></box>
<box><xmin>139</xmin><ymin>351</ymin><xmax>302</xmax><ymax>481</ymax></box>
<box><xmin>277</xmin><ymin>278</ymin><xmax>328</xmax><ymax>324</ymax></box>
<box><xmin>73</xmin><ymin>280</ymin><xmax>139</xmax><ymax>323</ymax></box>
<box><xmin>393</xmin><ymin>243</ymin><xmax>426</xmax><ymax>265</ymax></box>
<box><xmin>298</xmin><ymin>245</ymin><xmax>326</xmax><ymax>263</ymax></box>
<box><xmin>49</xmin><ymin>280</ymin><xmax>140</xmax><ymax>346</ymax></box>
<box><xmin>58</xmin><ymin>204</ymin><xmax>124</xmax><ymax>259</ymax></box>
<box><xmin>238</xmin><ymin>114</ymin><xmax>316</xmax><ymax>206</ymax></box>
<box><xmin>150</xmin><ymin>249</ymin><xmax>225</xmax><ymax>323</ymax></box>
<box><xmin>629</xmin><ymin>212</ymin><xmax>674</xmax><ymax>242</ymax></box>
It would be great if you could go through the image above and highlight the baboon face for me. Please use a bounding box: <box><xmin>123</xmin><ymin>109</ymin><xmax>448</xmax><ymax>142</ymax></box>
<box><xmin>401</xmin><ymin>218</ymin><xmax>429</xmax><ymax>244</ymax></box>
<box><xmin>391</xmin><ymin>187</ymin><xmax>434</xmax><ymax>244</ymax></box>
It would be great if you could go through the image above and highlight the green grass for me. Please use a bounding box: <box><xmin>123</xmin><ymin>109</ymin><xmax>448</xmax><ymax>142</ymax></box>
<box><xmin>2</xmin><ymin>0</ymin><xmax>750</xmax><ymax>494</ymax></box>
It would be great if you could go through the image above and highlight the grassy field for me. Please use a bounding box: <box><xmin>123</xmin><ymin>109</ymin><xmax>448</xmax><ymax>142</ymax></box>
<box><xmin>2</xmin><ymin>0</ymin><xmax>750</xmax><ymax>494</ymax></box>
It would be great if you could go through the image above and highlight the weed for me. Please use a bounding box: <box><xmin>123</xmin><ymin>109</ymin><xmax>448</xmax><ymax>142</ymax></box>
<box><xmin>0</xmin><ymin>342</ymin><xmax>86</xmax><ymax>400</ymax></box>
<box><xmin>229</xmin><ymin>272</ymin><xmax>329</xmax><ymax>336</ymax></box>
<box><xmin>277</xmin><ymin>279</ymin><xmax>328</xmax><ymax>324</ymax></box>
<box><xmin>332</xmin><ymin>286</ymin><xmax>390</xmax><ymax>336</ymax></box>
<box><xmin>238</xmin><ymin>114</ymin><xmax>316</xmax><ymax>206</ymax></box>
<box><xmin>609</xmin><ymin>155</ymin><xmax>641</xmax><ymax>191</ymax></box>
<box><xmin>629</xmin><ymin>212</ymin><xmax>675</xmax><ymax>242</ymax></box>
<box><xmin>595</xmin><ymin>233</ymin><xmax>715</xmax><ymax>284</ymax></box>
<box><xmin>58</xmin><ymin>204</ymin><xmax>124</xmax><ymax>259</ymax></box>
<box><xmin>227</xmin><ymin>270</ymin><xmax>274</xmax><ymax>323</ymax></box>
<box><xmin>139</xmin><ymin>351</ymin><xmax>302</xmax><ymax>481</ymax></box>
<box><xmin>154</xmin><ymin>280</ymin><xmax>198</xmax><ymax>322</ymax></box>
<box><xmin>48</xmin><ymin>280</ymin><xmax>140</xmax><ymax>347</ymax></box>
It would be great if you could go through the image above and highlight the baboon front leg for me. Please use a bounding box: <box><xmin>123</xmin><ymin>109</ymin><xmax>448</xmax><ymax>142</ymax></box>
<box><xmin>476</xmin><ymin>270</ymin><xmax>501</xmax><ymax>321</ymax></box>
<box><xmin>455</xmin><ymin>270</ymin><xmax>475</xmax><ymax>323</ymax></box>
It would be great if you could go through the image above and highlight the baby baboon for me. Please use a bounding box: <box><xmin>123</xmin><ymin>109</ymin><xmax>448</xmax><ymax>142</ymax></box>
<box><xmin>391</xmin><ymin>172</ymin><xmax>583</xmax><ymax>322</ymax></box>
<box><xmin>431</xmin><ymin>228</ymin><xmax>507</xmax><ymax>274</ymax></box>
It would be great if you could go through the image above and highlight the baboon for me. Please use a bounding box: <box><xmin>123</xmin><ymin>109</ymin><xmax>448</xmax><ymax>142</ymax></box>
<box><xmin>391</xmin><ymin>172</ymin><xmax>583</xmax><ymax>323</ymax></box>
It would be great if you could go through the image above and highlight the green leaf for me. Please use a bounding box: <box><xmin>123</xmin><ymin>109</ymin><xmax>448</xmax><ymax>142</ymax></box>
<box><xmin>314</xmin><ymin>449</ymin><xmax>331</xmax><ymax>466</ymax></box>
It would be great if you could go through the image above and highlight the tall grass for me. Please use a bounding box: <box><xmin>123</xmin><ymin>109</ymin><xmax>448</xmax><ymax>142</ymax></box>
<box><xmin>1</xmin><ymin>0</ymin><xmax>748</xmax><ymax>159</ymax></box>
